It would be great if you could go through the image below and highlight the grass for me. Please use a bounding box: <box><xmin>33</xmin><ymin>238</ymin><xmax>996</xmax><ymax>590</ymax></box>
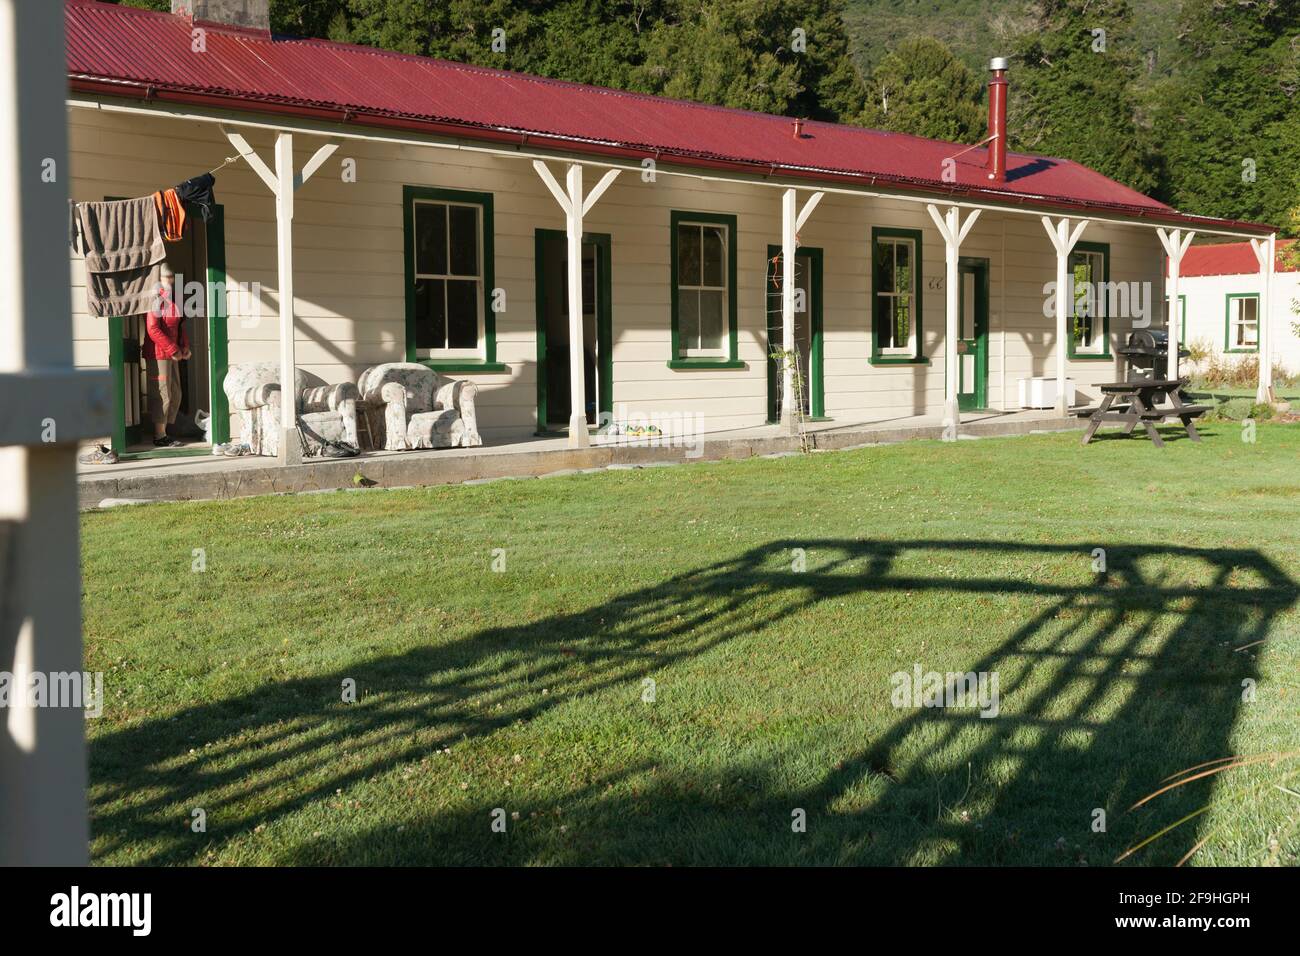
<box><xmin>81</xmin><ymin>423</ymin><xmax>1300</xmax><ymax>866</ymax></box>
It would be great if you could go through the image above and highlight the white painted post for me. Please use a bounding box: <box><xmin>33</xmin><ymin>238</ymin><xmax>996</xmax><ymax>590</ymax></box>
<box><xmin>223</xmin><ymin>128</ymin><xmax>336</xmax><ymax>464</ymax></box>
<box><xmin>1055</xmin><ymin>221</ymin><xmax>1070</xmax><ymax>412</ymax></box>
<box><xmin>1252</xmin><ymin>234</ymin><xmax>1277</xmax><ymax>404</ymax></box>
<box><xmin>532</xmin><ymin>161</ymin><xmax>619</xmax><ymax>448</ymax></box>
<box><xmin>0</xmin><ymin>0</ymin><xmax>109</xmax><ymax>864</ymax></box>
<box><xmin>274</xmin><ymin>132</ymin><xmax>300</xmax><ymax>465</ymax></box>
<box><xmin>564</xmin><ymin>164</ymin><xmax>588</xmax><ymax>448</ymax></box>
<box><xmin>943</xmin><ymin>207</ymin><xmax>960</xmax><ymax>429</ymax></box>
<box><xmin>780</xmin><ymin>188</ymin><xmax>796</xmax><ymax>432</ymax></box>
<box><xmin>928</xmin><ymin>204</ymin><xmax>981</xmax><ymax>434</ymax></box>
<box><xmin>1157</xmin><ymin>228</ymin><xmax>1194</xmax><ymax>383</ymax></box>
<box><xmin>775</xmin><ymin>189</ymin><xmax>825</xmax><ymax>433</ymax></box>
<box><xmin>1041</xmin><ymin>216</ymin><xmax>1088</xmax><ymax>415</ymax></box>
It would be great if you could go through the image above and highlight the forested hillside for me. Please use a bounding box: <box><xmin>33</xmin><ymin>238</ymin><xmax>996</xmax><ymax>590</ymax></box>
<box><xmin>842</xmin><ymin>0</ymin><xmax>1185</xmax><ymax>79</ymax></box>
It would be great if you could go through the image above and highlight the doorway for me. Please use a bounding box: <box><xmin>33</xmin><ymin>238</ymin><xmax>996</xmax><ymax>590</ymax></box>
<box><xmin>765</xmin><ymin>245</ymin><xmax>823</xmax><ymax>422</ymax></box>
<box><xmin>534</xmin><ymin>229</ymin><xmax>612</xmax><ymax>433</ymax></box>
<box><xmin>108</xmin><ymin>202</ymin><xmax>229</xmax><ymax>455</ymax></box>
<box><xmin>957</xmin><ymin>257</ymin><xmax>989</xmax><ymax>411</ymax></box>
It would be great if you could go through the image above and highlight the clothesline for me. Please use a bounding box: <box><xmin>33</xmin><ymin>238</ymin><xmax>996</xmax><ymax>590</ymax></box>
<box><xmin>208</xmin><ymin>155</ymin><xmax>239</xmax><ymax>175</ymax></box>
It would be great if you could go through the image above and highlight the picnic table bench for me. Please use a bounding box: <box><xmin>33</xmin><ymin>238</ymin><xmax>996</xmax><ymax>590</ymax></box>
<box><xmin>1078</xmin><ymin>379</ymin><xmax>1211</xmax><ymax>448</ymax></box>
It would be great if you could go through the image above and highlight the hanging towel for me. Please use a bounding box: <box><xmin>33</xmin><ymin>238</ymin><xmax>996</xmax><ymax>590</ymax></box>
<box><xmin>153</xmin><ymin>188</ymin><xmax>186</xmax><ymax>242</ymax></box>
<box><xmin>174</xmin><ymin>172</ymin><xmax>217</xmax><ymax>222</ymax></box>
<box><xmin>75</xmin><ymin>196</ymin><xmax>167</xmax><ymax>318</ymax></box>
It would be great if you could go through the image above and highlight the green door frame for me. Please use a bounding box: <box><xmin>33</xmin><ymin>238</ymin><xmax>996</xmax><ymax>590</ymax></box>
<box><xmin>107</xmin><ymin>202</ymin><xmax>229</xmax><ymax>452</ymax></box>
<box><xmin>534</xmin><ymin>229</ymin><xmax>613</xmax><ymax>433</ymax></box>
<box><xmin>957</xmin><ymin>256</ymin><xmax>989</xmax><ymax>412</ymax></box>
<box><xmin>765</xmin><ymin>244</ymin><xmax>824</xmax><ymax>423</ymax></box>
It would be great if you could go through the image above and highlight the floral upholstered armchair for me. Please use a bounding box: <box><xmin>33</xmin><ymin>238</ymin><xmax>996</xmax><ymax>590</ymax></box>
<box><xmin>223</xmin><ymin>362</ymin><xmax>359</xmax><ymax>457</ymax></box>
<box><xmin>356</xmin><ymin>362</ymin><xmax>482</xmax><ymax>450</ymax></box>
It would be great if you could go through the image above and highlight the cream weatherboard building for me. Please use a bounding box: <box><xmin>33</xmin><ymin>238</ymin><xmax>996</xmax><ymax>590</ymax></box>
<box><xmin>64</xmin><ymin>0</ymin><xmax>1281</xmax><ymax>462</ymax></box>
<box><xmin>1175</xmin><ymin>240</ymin><xmax>1300</xmax><ymax>378</ymax></box>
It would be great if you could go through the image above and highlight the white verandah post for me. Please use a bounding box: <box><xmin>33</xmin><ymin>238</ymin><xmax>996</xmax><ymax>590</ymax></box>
<box><xmin>0</xmin><ymin>0</ymin><xmax>112</xmax><ymax>864</ymax></box>
<box><xmin>1041</xmin><ymin>216</ymin><xmax>1089</xmax><ymax>415</ymax></box>
<box><xmin>1251</xmin><ymin>234</ymin><xmax>1277</xmax><ymax>404</ymax></box>
<box><xmin>1157</xmin><ymin>227</ymin><xmax>1195</xmax><ymax>383</ymax></box>
<box><xmin>532</xmin><ymin>160</ymin><xmax>620</xmax><ymax>448</ymax></box>
<box><xmin>927</xmin><ymin>203</ymin><xmax>980</xmax><ymax>434</ymax></box>
<box><xmin>223</xmin><ymin>127</ymin><xmax>338</xmax><ymax>465</ymax></box>
<box><xmin>778</xmin><ymin>188</ymin><xmax>824</xmax><ymax>433</ymax></box>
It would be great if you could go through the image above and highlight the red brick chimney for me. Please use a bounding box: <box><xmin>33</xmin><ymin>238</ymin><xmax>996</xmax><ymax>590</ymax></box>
<box><xmin>987</xmin><ymin>57</ymin><xmax>1008</xmax><ymax>184</ymax></box>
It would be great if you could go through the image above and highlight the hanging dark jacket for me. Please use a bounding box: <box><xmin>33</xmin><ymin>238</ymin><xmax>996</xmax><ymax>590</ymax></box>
<box><xmin>175</xmin><ymin>172</ymin><xmax>217</xmax><ymax>222</ymax></box>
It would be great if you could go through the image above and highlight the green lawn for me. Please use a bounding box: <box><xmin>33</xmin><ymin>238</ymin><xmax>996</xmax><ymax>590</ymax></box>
<box><xmin>81</xmin><ymin>423</ymin><xmax>1300</xmax><ymax>866</ymax></box>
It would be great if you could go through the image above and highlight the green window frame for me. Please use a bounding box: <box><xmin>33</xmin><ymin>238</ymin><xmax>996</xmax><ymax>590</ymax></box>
<box><xmin>668</xmin><ymin>210</ymin><xmax>742</xmax><ymax>369</ymax></box>
<box><xmin>1067</xmin><ymin>241</ymin><xmax>1110</xmax><ymax>359</ymax></box>
<box><xmin>403</xmin><ymin>184</ymin><xmax>506</xmax><ymax>372</ymax></box>
<box><xmin>1177</xmin><ymin>293</ymin><xmax>1186</xmax><ymax>341</ymax></box>
<box><xmin>871</xmin><ymin>226</ymin><xmax>928</xmax><ymax>365</ymax></box>
<box><xmin>1224</xmin><ymin>293</ymin><xmax>1260</xmax><ymax>353</ymax></box>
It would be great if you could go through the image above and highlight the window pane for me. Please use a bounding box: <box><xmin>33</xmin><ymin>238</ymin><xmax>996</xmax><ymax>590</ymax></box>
<box><xmin>698</xmin><ymin>290</ymin><xmax>724</xmax><ymax>350</ymax></box>
<box><xmin>875</xmin><ymin>242</ymin><xmax>895</xmax><ymax>294</ymax></box>
<box><xmin>415</xmin><ymin>203</ymin><xmax>447</xmax><ymax>276</ymax></box>
<box><xmin>893</xmin><ymin>242</ymin><xmax>912</xmax><ymax>298</ymax></box>
<box><xmin>702</xmin><ymin>226</ymin><xmax>725</xmax><ymax>287</ymax></box>
<box><xmin>893</xmin><ymin>296</ymin><xmax>911</xmax><ymax>348</ymax></box>
<box><xmin>448</xmin><ymin>205</ymin><xmax>479</xmax><ymax>276</ymax></box>
<box><xmin>446</xmin><ymin>279</ymin><xmax>479</xmax><ymax>349</ymax></box>
<box><xmin>414</xmin><ymin>278</ymin><xmax>446</xmax><ymax>350</ymax></box>
<box><xmin>1071</xmin><ymin>253</ymin><xmax>1099</xmax><ymax>317</ymax></box>
<box><xmin>678</xmin><ymin>289</ymin><xmax>699</xmax><ymax>351</ymax></box>
<box><xmin>678</xmin><ymin>225</ymin><xmax>701</xmax><ymax>286</ymax></box>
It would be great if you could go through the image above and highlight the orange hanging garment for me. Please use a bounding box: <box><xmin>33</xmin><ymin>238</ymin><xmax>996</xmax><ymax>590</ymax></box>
<box><xmin>153</xmin><ymin>188</ymin><xmax>186</xmax><ymax>242</ymax></box>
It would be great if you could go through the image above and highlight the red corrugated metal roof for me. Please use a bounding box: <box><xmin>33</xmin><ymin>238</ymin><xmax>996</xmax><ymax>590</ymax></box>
<box><xmin>64</xmin><ymin>1</ymin><xmax>1273</xmax><ymax>233</ymax></box>
<box><xmin>1173</xmin><ymin>239</ymin><xmax>1297</xmax><ymax>277</ymax></box>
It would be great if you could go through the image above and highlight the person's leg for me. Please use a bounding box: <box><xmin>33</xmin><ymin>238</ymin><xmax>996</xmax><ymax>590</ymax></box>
<box><xmin>164</xmin><ymin>358</ymin><xmax>182</xmax><ymax>429</ymax></box>
<box><xmin>145</xmin><ymin>356</ymin><xmax>166</xmax><ymax>440</ymax></box>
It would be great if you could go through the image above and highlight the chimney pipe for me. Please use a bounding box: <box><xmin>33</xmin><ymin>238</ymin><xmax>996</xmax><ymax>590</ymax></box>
<box><xmin>792</xmin><ymin>117</ymin><xmax>805</xmax><ymax>140</ymax></box>
<box><xmin>987</xmin><ymin>57</ymin><xmax>1008</xmax><ymax>185</ymax></box>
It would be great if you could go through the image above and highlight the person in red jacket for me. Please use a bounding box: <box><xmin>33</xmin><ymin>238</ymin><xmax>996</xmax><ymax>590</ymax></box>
<box><xmin>144</xmin><ymin>262</ymin><xmax>189</xmax><ymax>447</ymax></box>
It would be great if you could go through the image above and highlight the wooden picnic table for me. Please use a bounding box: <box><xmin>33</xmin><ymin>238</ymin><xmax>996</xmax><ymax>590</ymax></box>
<box><xmin>1079</xmin><ymin>378</ymin><xmax>1212</xmax><ymax>448</ymax></box>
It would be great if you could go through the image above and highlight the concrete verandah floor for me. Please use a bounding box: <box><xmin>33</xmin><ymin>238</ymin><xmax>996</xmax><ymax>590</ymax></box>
<box><xmin>76</xmin><ymin>408</ymin><xmax>1080</xmax><ymax>509</ymax></box>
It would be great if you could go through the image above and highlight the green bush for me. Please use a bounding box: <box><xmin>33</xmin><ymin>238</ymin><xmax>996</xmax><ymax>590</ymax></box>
<box><xmin>1212</xmin><ymin>398</ymin><xmax>1274</xmax><ymax>422</ymax></box>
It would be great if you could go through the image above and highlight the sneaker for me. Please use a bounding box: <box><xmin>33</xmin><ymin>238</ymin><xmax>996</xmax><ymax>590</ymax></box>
<box><xmin>78</xmin><ymin>444</ymin><xmax>119</xmax><ymax>465</ymax></box>
<box><xmin>153</xmin><ymin>436</ymin><xmax>184</xmax><ymax>448</ymax></box>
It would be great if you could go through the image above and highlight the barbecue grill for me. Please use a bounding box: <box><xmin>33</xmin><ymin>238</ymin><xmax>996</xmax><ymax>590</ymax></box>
<box><xmin>1117</xmin><ymin>329</ymin><xmax>1190</xmax><ymax>382</ymax></box>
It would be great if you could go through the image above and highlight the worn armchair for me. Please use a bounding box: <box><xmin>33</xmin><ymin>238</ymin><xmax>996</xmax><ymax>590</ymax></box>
<box><xmin>223</xmin><ymin>362</ymin><xmax>359</xmax><ymax>457</ymax></box>
<box><xmin>356</xmin><ymin>362</ymin><xmax>482</xmax><ymax>450</ymax></box>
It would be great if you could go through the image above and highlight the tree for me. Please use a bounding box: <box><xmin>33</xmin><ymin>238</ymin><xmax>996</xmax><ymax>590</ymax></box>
<box><xmin>1151</xmin><ymin>0</ymin><xmax>1300</xmax><ymax>232</ymax></box>
<box><xmin>636</xmin><ymin>0</ymin><xmax>866</xmax><ymax>121</ymax></box>
<box><xmin>310</xmin><ymin>0</ymin><xmax>866</xmax><ymax>123</ymax></box>
<box><xmin>1008</xmin><ymin>0</ymin><xmax>1157</xmax><ymax>193</ymax></box>
<box><xmin>861</xmin><ymin>36</ymin><xmax>984</xmax><ymax>142</ymax></box>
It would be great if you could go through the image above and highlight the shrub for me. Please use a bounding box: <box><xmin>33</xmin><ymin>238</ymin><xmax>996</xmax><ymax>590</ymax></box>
<box><xmin>1191</xmin><ymin>354</ymin><xmax>1292</xmax><ymax>390</ymax></box>
<box><xmin>1212</xmin><ymin>397</ymin><xmax>1274</xmax><ymax>422</ymax></box>
<box><xmin>1185</xmin><ymin>337</ymin><xmax>1213</xmax><ymax>366</ymax></box>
